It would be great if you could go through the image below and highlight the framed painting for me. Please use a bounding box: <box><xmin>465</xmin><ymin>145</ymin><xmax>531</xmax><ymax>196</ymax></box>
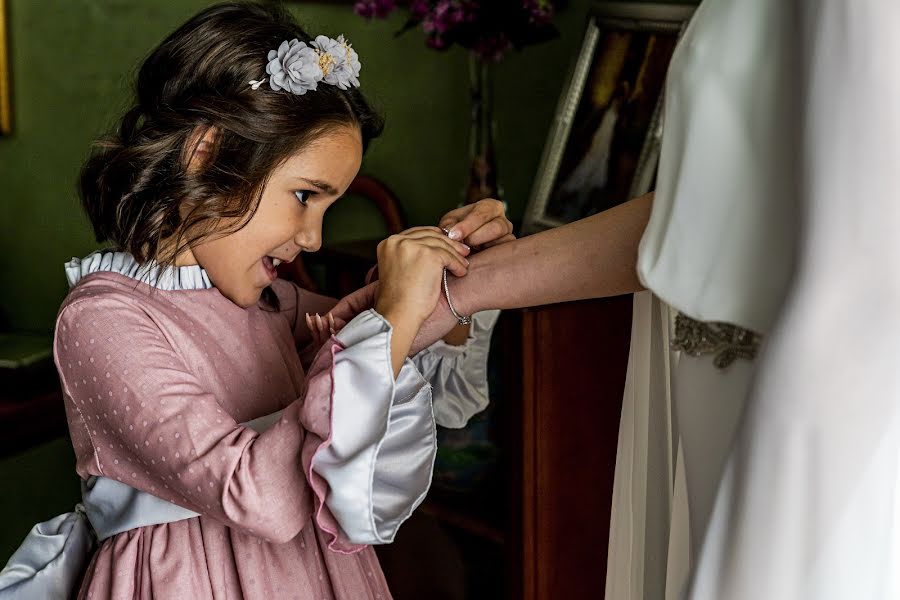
<box><xmin>523</xmin><ymin>2</ymin><xmax>695</xmax><ymax>233</ymax></box>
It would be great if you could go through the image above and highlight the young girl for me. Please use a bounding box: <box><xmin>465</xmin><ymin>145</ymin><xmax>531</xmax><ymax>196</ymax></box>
<box><xmin>0</xmin><ymin>3</ymin><xmax>505</xmax><ymax>599</ymax></box>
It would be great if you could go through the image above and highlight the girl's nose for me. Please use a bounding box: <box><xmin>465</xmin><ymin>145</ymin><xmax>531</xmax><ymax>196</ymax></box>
<box><xmin>294</xmin><ymin>228</ymin><xmax>322</xmax><ymax>253</ymax></box>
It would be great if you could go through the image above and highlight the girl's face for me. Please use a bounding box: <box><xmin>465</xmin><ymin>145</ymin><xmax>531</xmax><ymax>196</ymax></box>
<box><xmin>184</xmin><ymin>125</ymin><xmax>363</xmax><ymax>307</ymax></box>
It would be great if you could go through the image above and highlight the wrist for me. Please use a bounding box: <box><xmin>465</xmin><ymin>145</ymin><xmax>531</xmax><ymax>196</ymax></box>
<box><xmin>446</xmin><ymin>261</ymin><xmax>482</xmax><ymax>316</ymax></box>
<box><xmin>408</xmin><ymin>293</ymin><xmax>458</xmax><ymax>355</ymax></box>
<box><xmin>375</xmin><ymin>301</ymin><xmax>427</xmax><ymax>334</ymax></box>
<box><xmin>376</xmin><ymin>304</ymin><xmax>420</xmax><ymax>379</ymax></box>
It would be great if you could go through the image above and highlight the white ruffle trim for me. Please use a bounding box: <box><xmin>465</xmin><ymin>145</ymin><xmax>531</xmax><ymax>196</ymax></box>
<box><xmin>65</xmin><ymin>251</ymin><xmax>213</xmax><ymax>291</ymax></box>
<box><xmin>414</xmin><ymin>309</ymin><xmax>500</xmax><ymax>429</ymax></box>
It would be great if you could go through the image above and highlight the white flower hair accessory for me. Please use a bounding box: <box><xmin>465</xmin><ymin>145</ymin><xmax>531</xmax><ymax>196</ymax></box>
<box><xmin>312</xmin><ymin>35</ymin><xmax>361</xmax><ymax>90</ymax></box>
<box><xmin>251</xmin><ymin>36</ymin><xmax>361</xmax><ymax>95</ymax></box>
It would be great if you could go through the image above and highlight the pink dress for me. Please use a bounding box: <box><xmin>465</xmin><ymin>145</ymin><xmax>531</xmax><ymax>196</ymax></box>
<box><xmin>54</xmin><ymin>251</ymin><xmax>498</xmax><ymax>600</ymax></box>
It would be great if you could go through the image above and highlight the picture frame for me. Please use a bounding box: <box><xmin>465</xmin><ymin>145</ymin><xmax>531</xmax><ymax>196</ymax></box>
<box><xmin>522</xmin><ymin>2</ymin><xmax>695</xmax><ymax>233</ymax></box>
<box><xmin>0</xmin><ymin>0</ymin><xmax>9</xmax><ymax>136</ymax></box>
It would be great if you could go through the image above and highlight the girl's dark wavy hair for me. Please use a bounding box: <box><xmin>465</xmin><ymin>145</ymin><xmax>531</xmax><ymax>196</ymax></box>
<box><xmin>79</xmin><ymin>1</ymin><xmax>383</xmax><ymax>305</ymax></box>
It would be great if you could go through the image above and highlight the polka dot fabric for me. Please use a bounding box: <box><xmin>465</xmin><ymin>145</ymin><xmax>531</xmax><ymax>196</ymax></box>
<box><xmin>55</xmin><ymin>272</ymin><xmax>390</xmax><ymax>600</ymax></box>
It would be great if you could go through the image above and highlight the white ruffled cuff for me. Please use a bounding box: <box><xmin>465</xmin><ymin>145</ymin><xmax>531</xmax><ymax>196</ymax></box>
<box><xmin>413</xmin><ymin>309</ymin><xmax>500</xmax><ymax>429</ymax></box>
<box><xmin>312</xmin><ymin>310</ymin><xmax>436</xmax><ymax>545</ymax></box>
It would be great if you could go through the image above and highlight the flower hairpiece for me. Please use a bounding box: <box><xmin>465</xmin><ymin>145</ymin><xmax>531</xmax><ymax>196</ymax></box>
<box><xmin>250</xmin><ymin>35</ymin><xmax>361</xmax><ymax>95</ymax></box>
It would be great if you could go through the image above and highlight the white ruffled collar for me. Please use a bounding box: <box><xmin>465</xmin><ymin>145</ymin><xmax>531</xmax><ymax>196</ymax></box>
<box><xmin>65</xmin><ymin>250</ymin><xmax>213</xmax><ymax>291</ymax></box>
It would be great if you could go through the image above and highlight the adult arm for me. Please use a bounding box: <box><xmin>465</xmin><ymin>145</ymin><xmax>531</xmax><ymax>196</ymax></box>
<box><xmin>328</xmin><ymin>192</ymin><xmax>653</xmax><ymax>352</ymax></box>
<box><xmin>410</xmin><ymin>192</ymin><xmax>653</xmax><ymax>351</ymax></box>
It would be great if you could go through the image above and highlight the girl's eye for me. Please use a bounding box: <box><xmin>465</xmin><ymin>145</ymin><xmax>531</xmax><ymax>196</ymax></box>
<box><xmin>294</xmin><ymin>190</ymin><xmax>311</xmax><ymax>206</ymax></box>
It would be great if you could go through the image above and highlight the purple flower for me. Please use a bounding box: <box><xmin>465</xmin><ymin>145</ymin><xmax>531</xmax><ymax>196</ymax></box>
<box><xmin>424</xmin><ymin>0</ymin><xmax>470</xmax><ymax>34</ymax></box>
<box><xmin>353</xmin><ymin>0</ymin><xmax>559</xmax><ymax>63</ymax></box>
<box><xmin>410</xmin><ymin>0</ymin><xmax>431</xmax><ymax>20</ymax></box>
<box><xmin>426</xmin><ymin>35</ymin><xmax>448</xmax><ymax>50</ymax></box>
<box><xmin>473</xmin><ymin>34</ymin><xmax>512</xmax><ymax>63</ymax></box>
<box><xmin>433</xmin><ymin>0</ymin><xmax>453</xmax><ymax>23</ymax></box>
<box><xmin>456</xmin><ymin>2</ymin><xmax>478</xmax><ymax>24</ymax></box>
<box><xmin>353</xmin><ymin>0</ymin><xmax>397</xmax><ymax>19</ymax></box>
<box><xmin>524</xmin><ymin>0</ymin><xmax>555</xmax><ymax>25</ymax></box>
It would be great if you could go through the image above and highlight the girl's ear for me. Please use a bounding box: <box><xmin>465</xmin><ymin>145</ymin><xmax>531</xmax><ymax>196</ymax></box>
<box><xmin>185</xmin><ymin>125</ymin><xmax>221</xmax><ymax>172</ymax></box>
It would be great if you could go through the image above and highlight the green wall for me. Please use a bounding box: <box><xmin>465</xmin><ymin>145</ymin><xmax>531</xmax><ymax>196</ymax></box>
<box><xmin>0</xmin><ymin>0</ymin><xmax>695</xmax><ymax>334</ymax></box>
<box><xmin>0</xmin><ymin>0</ymin><xmax>605</xmax><ymax>333</ymax></box>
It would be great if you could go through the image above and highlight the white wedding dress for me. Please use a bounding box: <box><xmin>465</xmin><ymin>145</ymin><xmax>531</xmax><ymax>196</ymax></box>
<box><xmin>605</xmin><ymin>0</ymin><xmax>900</xmax><ymax>597</ymax></box>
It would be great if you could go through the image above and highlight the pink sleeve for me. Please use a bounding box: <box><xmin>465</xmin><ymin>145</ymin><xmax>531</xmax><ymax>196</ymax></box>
<box><xmin>298</xmin><ymin>339</ymin><xmax>359</xmax><ymax>553</ymax></box>
<box><xmin>55</xmin><ymin>295</ymin><xmax>351</xmax><ymax>547</ymax></box>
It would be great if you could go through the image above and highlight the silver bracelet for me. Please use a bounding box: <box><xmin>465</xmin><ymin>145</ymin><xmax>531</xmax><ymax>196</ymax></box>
<box><xmin>442</xmin><ymin>267</ymin><xmax>471</xmax><ymax>326</ymax></box>
<box><xmin>441</xmin><ymin>227</ymin><xmax>472</xmax><ymax>326</ymax></box>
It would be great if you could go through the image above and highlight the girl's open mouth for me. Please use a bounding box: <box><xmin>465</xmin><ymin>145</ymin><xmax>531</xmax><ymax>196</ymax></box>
<box><xmin>261</xmin><ymin>256</ymin><xmax>282</xmax><ymax>281</ymax></box>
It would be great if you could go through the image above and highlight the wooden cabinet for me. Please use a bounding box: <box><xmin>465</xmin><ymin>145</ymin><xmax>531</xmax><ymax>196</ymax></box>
<box><xmin>513</xmin><ymin>296</ymin><xmax>632</xmax><ymax>599</ymax></box>
<box><xmin>380</xmin><ymin>296</ymin><xmax>632</xmax><ymax>600</ymax></box>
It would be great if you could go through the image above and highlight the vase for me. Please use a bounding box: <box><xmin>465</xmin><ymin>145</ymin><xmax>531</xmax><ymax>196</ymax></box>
<box><xmin>465</xmin><ymin>55</ymin><xmax>501</xmax><ymax>205</ymax></box>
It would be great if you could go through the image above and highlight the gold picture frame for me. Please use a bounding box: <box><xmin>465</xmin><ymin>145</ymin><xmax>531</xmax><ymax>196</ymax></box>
<box><xmin>0</xmin><ymin>0</ymin><xmax>10</xmax><ymax>135</ymax></box>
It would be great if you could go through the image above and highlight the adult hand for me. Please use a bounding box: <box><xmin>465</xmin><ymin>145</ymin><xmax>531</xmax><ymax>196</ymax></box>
<box><xmin>439</xmin><ymin>198</ymin><xmax>515</xmax><ymax>249</ymax></box>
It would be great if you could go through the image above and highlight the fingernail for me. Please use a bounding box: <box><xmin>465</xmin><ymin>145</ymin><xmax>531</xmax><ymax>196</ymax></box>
<box><xmin>448</xmin><ymin>229</ymin><xmax>461</xmax><ymax>241</ymax></box>
<box><xmin>464</xmin><ymin>257</ymin><xmax>470</xmax><ymax>266</ymax></box>
<box><xmin>461</xmin><ymin>243</ymin><xmax>471</xmax><ymax>251</ymax></box>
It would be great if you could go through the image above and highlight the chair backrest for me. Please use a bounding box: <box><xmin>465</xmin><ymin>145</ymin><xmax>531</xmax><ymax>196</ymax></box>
<box><xmin>347</xmin><ymin>175</ymin><xmax>406</xmax><ymax>235</ymax></box>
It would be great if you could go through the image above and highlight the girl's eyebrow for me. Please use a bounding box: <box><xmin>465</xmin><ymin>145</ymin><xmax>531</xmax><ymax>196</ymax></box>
<box><xmin>294</xmin><ymin>177</ymin><xmax>338</xmax><ymax>196</ymax></box>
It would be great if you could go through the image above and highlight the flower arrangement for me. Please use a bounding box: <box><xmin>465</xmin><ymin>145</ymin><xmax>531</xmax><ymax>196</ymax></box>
<box><xmin>354</xmin><ymin>0</ymin><xmax>561</xmax><ymax>63</ymax></box>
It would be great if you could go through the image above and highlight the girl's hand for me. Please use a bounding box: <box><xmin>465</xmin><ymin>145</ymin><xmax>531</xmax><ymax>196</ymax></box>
<box><xmin>305</xmin><ymin>312</ymin><xmax>335</xmax><ymax>349</ymax></box>
<box><xmin>375</xmin><ymin>227</ymin><xmax>470</xmax><ymax>327</ymax></box>
<box><xmin>325</xmin><ymin>282</ymin><xmax>379</xmax><ymax>335</ymax></box>
<box><xmin>439</xmin><ymin>199</ymin><xmax>516</xmax><ymax>249</ymax></box>
<box><xmin>375</xmin><ymin>227</ymin><xmax>470</xmax><ymax>376</ymax></box>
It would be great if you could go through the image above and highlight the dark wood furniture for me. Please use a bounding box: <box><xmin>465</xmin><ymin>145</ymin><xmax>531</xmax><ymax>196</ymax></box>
<box><xmin>0</xmin><ymin>354</ymin><xmax>67</xmax><ymax>458</ymax></box>
<box><xmin>378</xmin><ymin>297</ymin><xmax>632</xmax><ymax>600</ymax></box>
<box><xmin>512</xmin><ymin>296</ymin><xmax>631</xmax><ymax>599</ymax></box>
